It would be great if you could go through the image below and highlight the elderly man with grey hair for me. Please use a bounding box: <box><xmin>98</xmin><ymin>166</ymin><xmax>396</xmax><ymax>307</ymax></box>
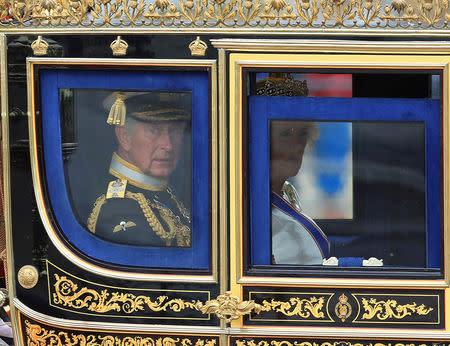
<box><xmin>87</xmin><ymin>91</ymin><xmax>191</xmax><ymax>248</ymax></box>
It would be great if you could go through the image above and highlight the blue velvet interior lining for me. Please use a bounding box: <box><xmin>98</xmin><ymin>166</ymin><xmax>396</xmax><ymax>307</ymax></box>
<box><xmin>40</xmin><ymin>69</ymin><xmax>210</xmax><ymax>269</ymax></box>
<box><xmin>249</xmin><ymin>96</ymin><xmax>441</xmax><ymax>268</ymax></box>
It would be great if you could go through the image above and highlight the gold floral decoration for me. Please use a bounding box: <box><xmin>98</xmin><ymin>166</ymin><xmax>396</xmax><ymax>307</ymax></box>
<box><xmin>1</xmin><ymin>0</ymin><xmax>450</xmax><ymax>28</ymax></box>
<box><xmin>52</xmin><ymin>274</ymin><xmax>199</xmax><ymax>314</ymax></box>
<box><xmin>259</xmin><ymin>296</ymin><xmax>326</xmax><ymax>319</ymax></box>
<box><xmin>361</xmin><ymin>297</ymin><xmax>434</xmax><ymax>320</ymax></box>
<box><xmin>235</xmin><ymin>341</ymin><xmax>429</xmax><ymax>346</ymax></box>
<box><xmin>25</xmin><ymin>320</ymin><xmax>217</xmax><ymax>346</ymax></box>
<box><xmin>295</xmin><ymin>0</ymin><xmax>319</xmax><ymax>24</ymax></box>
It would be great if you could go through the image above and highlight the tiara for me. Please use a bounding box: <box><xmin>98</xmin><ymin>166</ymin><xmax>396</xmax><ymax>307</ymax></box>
<box><xmin>256</xmin><ymin>73</ymin><xmax>308</xmax><ymax>96</ymax></box>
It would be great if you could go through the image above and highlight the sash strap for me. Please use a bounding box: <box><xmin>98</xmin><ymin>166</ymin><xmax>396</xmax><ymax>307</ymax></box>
<box><xmin>272</xmin><ymin>192</ymin><xmax>330</xmax><ymax>258</ymax></box>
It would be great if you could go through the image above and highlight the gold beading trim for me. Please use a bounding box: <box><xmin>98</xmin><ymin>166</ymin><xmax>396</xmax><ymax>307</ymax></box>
<box><xmin>3</xmin><ymin>0</ymin><xmax>450</xmax><ymax>31</ymax></box>
<box><xmin>25</xmin><ymin>320</ymin><xmax>217</xmax><ymax>346</ymax></box>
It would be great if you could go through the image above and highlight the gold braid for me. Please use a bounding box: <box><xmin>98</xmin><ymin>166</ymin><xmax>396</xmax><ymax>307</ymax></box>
<box><xmin>167</xmin><ymin>188</ymin><xmax>190</xmax><ymax>221</ymax></box>
<box><xmin>87</xmin><ymin>194</ymin><xmax>107</xmax><ymax>233</ymax></box>
<box><xmin>87</xmin><ymin>191</ymin><xmax>190</xmax><ymax>246</ymax></box>
<box><xmin>126</xmin><ymin>191</ymin><xmax>177</xmax><ymax>246</ymax></box>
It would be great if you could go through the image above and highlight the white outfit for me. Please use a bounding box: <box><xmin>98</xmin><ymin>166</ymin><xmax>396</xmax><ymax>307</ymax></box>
<box><xmin>271</xmin><ymin>187</ymin><xmax>328</xmax><ymax>265</ymax></box>
<box><xmin>272</xmin><ymin>205</ymin><xmax>324</xmax><ymax>265</ymax></box>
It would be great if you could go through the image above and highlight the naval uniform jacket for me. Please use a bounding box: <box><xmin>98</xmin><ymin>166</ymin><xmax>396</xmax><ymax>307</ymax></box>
<box><xmin>87</xmin><ymin>153</ymin><xmax>191</xmax><ymax>247</ymax></box>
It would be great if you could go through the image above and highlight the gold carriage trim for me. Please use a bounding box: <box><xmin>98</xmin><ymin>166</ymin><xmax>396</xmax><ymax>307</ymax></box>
<box><xmin>248</xmin><ymin>291</ymin><xmax>438</xmax><ymax>324</ymax></box>
<box><xmin>4</xmin><ymin>0</ymin><xmax>450</xmax><ymax>31</ymax></box>
<box><xmin>25</xmin><ymin>320</ymin><xmax>217</xmax><ymax>346</ymax></box>
<box><xmin>235</xmin><ymin>341</ymin><xmax>432</xmax><ymax>346</ymax></box>
<box><xmin>52</xmin><ymin>273</ymin><xmax>200</xmax><ymax>314</ymax></box>
<box><xmin>360</xmin><ymin>297</ymin><xmax>434</xmax><ymax>320</ymax></box>
<box><xmin>196</xmin><ymin>291</ymin><xmax>262</xmax><ymax>323</ymax></box>
<box><xmin>259</xmin><ymin>296</ymin><xmax>326</xmax><ymax>319</ymax></box>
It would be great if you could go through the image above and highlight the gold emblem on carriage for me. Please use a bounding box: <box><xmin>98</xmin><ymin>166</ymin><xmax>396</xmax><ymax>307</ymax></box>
<box><xmin>335</xmin><ymin>293</ymin><xmax>352</xmax><ymax>322</ymax></box>
<box><xmin>31</xmin><ymin>36</ymin><xmax>49</xmax><ymax>56</ymax></box>
<box><xmin>189</xmin><ymin>37</ymin><xmax>207</xmax><ymax>56</ymax></box>
<box><xmin>110</xmin><ymin>36</ymin><xmax>129</xmax><ymax>56</ymax></box>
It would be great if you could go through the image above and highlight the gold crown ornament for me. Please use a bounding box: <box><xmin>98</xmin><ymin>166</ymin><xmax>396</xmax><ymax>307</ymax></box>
<box><xmin>189</xmin><ymin>36</ymin><xmax>207</xmax><ymax>56</ymax></box>
<box><xmin>256</xmin><ymin>73</ymin><xmax>309</xmax><ymax>96</ymax></box>
<box><xmin>110</xmin><ymin>36</ymin><xmax>129</xmax><ymax>56</ymax></box>
<box><xmin>31</xmin><ymin>36</ymin><xmax>49</xmax><ymax>56</ymax></box>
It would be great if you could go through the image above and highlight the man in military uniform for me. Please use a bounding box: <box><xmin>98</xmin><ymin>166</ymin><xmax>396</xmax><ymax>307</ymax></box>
<box><xmin>87</xmin><ymin>92</ymin><xmax>191</xmax><ymax>247</ymax></box>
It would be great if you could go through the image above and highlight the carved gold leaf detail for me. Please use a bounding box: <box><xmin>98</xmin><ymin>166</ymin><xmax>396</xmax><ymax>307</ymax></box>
<box><xmin>2</xmin><ymin>0</ymin><xmax>450</xmax><ymax>27</ymax></box>
<box><xmin>196</xmin><ymin>291</ymin><xmax>262</xmax><ymax>323</ymax></box>
<box><xmin>260</xmin><ymin>296</ymin><xmax>325</xmax><ymax>318</ymax></box>
<box><xmin>235</xmin><ymin>341</ymin><xmax>428</xmax><ymax>346</ymax></box>
<box><xmin>52</xmin><ymin>274</ymin><xmax>199</xmax><ymax>314</ymax></box>
<box><xmin>361</xmin><ymin>297</ymin><xmax>434</xmax><ymax>320</ymax></box>
<box><xmin>25</xmin><ymin>320</ymin><xmax>217</xmax><ymax>346</ymax></box>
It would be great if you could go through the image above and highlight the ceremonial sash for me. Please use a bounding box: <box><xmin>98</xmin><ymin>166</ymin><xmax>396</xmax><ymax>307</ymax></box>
<box><xmin>272</xmin><ymin>192</ymin><xmax>330</xmax><ymax>258</ymax></box>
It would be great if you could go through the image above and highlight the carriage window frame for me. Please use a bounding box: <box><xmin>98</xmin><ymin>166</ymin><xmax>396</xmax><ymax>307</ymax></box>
<box><xmin>228</xmin><ymin>53</ymin><xmax>449</xmax><ymax>285</ymax></box>
<box><xmin>27</xmin><ymin>58</ymin><xmax>218</xmax><ymax>283</ymax></box>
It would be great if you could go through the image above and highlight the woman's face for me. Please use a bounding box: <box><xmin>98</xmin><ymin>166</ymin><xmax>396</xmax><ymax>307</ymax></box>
<box><xmin>270</xmin><ymin>120</ymin><xmax>311</xmax><ymax>183</ymax></box>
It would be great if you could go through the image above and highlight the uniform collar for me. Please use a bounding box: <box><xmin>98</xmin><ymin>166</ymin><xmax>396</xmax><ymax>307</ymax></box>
<box><xmin>109</xmin><ymin>152</ymin><xmax>167</xmax><ymax>191</ymax></box>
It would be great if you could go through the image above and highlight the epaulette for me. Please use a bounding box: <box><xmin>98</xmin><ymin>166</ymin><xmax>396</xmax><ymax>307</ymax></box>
<box><xmin>87</xmin><ymin>178</ymin><xmax>128</xmax><ymax>233</ymax></box>
<box><xmin>106</xmin><ymin>179</ymin><xmax>128</xmax><ymax>199</ymax></box>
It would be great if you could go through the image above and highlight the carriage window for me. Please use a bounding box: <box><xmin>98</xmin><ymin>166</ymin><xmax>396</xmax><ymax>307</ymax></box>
<box><xmin>248</xmin><ymin>71</ymin><xmax>442</xmax><ymax>271</ymax></box>
<box><xmin>31</xmin><ymin>66</ymin><xmax>212</xmax><ymax>271</ymax></box>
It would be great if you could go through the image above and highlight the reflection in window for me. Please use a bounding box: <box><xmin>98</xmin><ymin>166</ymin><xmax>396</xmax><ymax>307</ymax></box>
<box><xmin>62</xmin><ymin>89</ymin><xmax>193</xmax><ymax>248</ymax></box>
<box><xmin>250</xmin><ymin>70</ymin><xmax>441</xmax><ymax>271</ymax></box>
<box><xmin>270</xmin><ymin>120</ymin><xmax>426</xmax><ymax>267</ymax></box>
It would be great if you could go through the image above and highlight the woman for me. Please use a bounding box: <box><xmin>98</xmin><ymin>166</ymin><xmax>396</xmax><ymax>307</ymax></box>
<box><xmin>270</xmin><ymin>120</ymin><xmax>329</xmax><ymax>265</ymax></box>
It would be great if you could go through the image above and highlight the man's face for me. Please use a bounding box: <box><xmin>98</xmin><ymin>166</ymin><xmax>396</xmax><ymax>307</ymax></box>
<box><xmin>122</xmin><ymin>121</ymin><xmax>186</xmax><ymax>179</ymax></box>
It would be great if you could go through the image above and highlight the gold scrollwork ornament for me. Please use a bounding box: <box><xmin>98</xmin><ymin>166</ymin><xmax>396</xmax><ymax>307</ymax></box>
<box><xmin>52</xmin><ymin>274</ymin><xmax>198</xmax><ymax>314</ymax></box>
<box><xmin>235</xmin><ymin>341</ymin><xmax>428</xmax><ymax>346</ymax></box>
<box><xmin>25</xmin><ymin>320</ymin><xmax>217</xmax><ymax>346</ymax></box>
<box><xmin>361</xmin><ymin>297</ymin><xmax>433</xmax><ymax>320</ymax></box>
<box><xmin>3</xmin><ymin>0</ymin><xmax>450</xmax><ymax>28</ymax></box>
<box><xmin>260</xmin><ymin>296</ymin><xmax>326</xmax><ymax>319</ymax></box>
<box><xmin>196</xmin><ymin>291</ymin><xmax>262</xmax><ymax>323</ymax></box>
